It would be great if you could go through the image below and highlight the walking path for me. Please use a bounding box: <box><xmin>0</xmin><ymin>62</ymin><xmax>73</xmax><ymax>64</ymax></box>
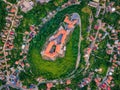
<box><xmin>65</xmin><ymin>13</ymin><xmax>82</xmax><ymax>77</ymax></box>
<box><xmin>75</xmin><ymin>13</ymin><xmax>82</xmax><ymax>70</ymax></box>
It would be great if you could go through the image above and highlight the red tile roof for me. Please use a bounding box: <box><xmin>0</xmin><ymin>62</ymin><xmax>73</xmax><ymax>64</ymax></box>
<box><xmin>107</xmin><ymin>86</ymin><xmax>111</xmax><ymax>90</ymax></box>
<box><xmin>46</xmin><ymin>83</ymin><xmax>53</xmax><ymax>89</ymax></box>
<box><xmin>94</xmin><ymin>25</ymin><xmax>99</xmax><ymax>30</ymax></box>
<box><xmin>10</xmin><ymin>8</ymin><xmax>16</xmax><ymax>13</ymax></box>
<box><xmin>43</xmin><ymin>28</ymin><xmax>67</xmax><ymax>60</ymax></box>
<box><xmin>66</xmin><ymin>79</ymin><xmax>71</xmax><ymax>85</ymax></box>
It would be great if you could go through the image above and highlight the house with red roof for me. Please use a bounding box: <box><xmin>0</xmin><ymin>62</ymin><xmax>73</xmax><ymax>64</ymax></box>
<box><xmin>46</xmin><ymin>82</ymin><xmax>53</xmax><ymax>90</ymax></box>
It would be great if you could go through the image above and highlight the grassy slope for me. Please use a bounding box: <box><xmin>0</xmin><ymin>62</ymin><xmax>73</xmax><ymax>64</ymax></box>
<box><xmin>27</xmin><ymin>4</ymin><xmax>89</xmax><ymax>79</ymax></box>
<box><xmin>30</xmin><ymin>27</ymin><xmax>79</xmax><ymax>78</ymax></box>
<box><xmin>18</xmin><ymin>2</ymin><xmax>90</xmax><ymax>86</ymax></box>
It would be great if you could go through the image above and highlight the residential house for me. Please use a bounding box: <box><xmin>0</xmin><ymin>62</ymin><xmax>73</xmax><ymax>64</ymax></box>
<box><xmin>20</xmin><ymin>1</ymin><xmax>34</xmax><ymax>13</ymax></box>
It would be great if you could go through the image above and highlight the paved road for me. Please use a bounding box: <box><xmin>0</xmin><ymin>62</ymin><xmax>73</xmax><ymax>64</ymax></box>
<box><xmin>66</xmin><ymin>13</ymin><xmax>82</xmax><ymax>77</ymax></box>
<box><xmin>75</xmin><ymin>13</ymin><xmax>82</xmax><ymax>70</ymax></box>
<box><xmin>2</xmin><ymin>0</ymin><xmax>20</xmax><ymax>74</ymax></box>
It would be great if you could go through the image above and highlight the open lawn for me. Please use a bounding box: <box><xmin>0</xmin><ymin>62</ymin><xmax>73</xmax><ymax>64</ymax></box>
<box><xmin>81</xmin><ymin>6</ymin><xmax>92</xmax><ymax>15</ymax></box>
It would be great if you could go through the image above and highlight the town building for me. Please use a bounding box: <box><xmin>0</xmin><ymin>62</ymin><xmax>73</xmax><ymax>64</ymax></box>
<box><xmin>41</xmin><ymin>13</ymin><xmax>79</xmax><ymax>61</ymax></box>
<box><xmin>20</xmin><ymin>0</ymin><xmax>34</xmax><ymax>13</ymax></box>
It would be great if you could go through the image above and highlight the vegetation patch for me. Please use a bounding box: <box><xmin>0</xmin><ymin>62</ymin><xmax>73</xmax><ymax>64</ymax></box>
<box><xmin>81</xmin><ymin>6</ymin><xmax>92</xmax><ymax>14</ymax></box>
